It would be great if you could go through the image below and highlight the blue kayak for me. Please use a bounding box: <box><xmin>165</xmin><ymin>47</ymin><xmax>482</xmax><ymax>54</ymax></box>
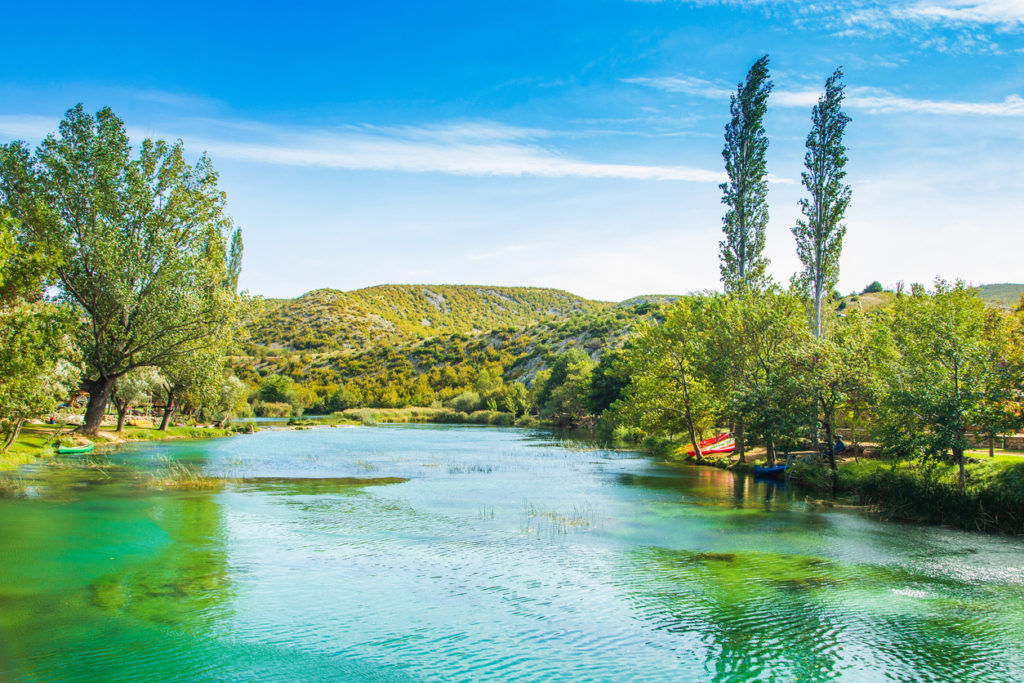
<box><xmin>752</xmin><ymin>463</ymin><xmax>788</xmax><ymax>479</ymax></box>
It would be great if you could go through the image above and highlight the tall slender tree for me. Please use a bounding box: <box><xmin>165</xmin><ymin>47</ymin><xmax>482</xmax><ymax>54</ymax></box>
<box><xmin>719</xmin><ymin>55</ymin><xmax>773</xmax><ymax>293</ymax></box>
<box><xmin>793</xmin><ymin>68</ymin><xmax>851</xmax><ymax>338</ymax></box>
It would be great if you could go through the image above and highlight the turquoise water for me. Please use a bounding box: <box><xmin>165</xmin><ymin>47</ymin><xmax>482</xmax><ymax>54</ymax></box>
<box><xmin>2</xmin><ymin>424</ymin><xmax>1023</xmax><ymax>681</ymax></box>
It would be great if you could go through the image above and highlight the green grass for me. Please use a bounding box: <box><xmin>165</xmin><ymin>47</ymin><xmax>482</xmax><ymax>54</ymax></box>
<box><xmin>790</xmin><ymin>456</ymin><xmax>1024</xmax><ymax>534</ymax></box>
<box><xmin>0</xmin><ymin>422</ymin><xmax>235</xmax><ymax>470</ymax></box>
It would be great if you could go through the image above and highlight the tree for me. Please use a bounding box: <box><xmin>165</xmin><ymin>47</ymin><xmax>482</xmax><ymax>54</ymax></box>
<box><xmin>0</xmin><ymin>210</ymin><xmax>81</xmax><ymax>451</ymax></box>
<box><xmin>803</xmin><ymin>310</ymin><xmax>891</xmax><ymax>471</ymax></box>
<box><xmin>587</xmin><ymin>349</ymin><xmax>629</xmax><ymax>416</ymax></box>
<box><xmin>111</xmin><ymin>366</ymin><xmax>163</xmax><ymax>432</ymax></box>
<box><xmin>880</xmin><ymin>281</ymin><xmax>1021</xmax><ymax>490</ymax></box>
<box><xmin>0</xmin><ymin>105</ymin><xmax>247</xmax><ymax>434</ymax></box>
<box><xmin>619</xmin><ymin>296</ymin><xmax>722</xmax><ymax>461</ymax></box>
<box><xmin>157</xmin><ymin>352</ymin><xmax>226</xmax><ymax>430</ymax></box>
<box><xmin>719</xmin><ymin>55</ymin><xmax>773</xmax><ymax>293</ymax></box>
<box><xmin>256</xmin><ymin>374</ymin><xmax>303</xmax><ymax>417</ymax></box>
<box><xmin>793</xmin><ymin>68</ymin><xmax>852</xmax><ymax>338</ymax></box>
<box><xmin>726</xmin><ymin>288</ymin><xmax>815</xmax><ymax>465</ymax></box>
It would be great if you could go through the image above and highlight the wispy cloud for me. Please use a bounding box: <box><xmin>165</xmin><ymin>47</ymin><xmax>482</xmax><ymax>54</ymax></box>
<box><xmin>196</xmin><ymin>124</ymin><xmax>725</xmax><ymax>182</ymax></box>
<box><xmin>0</xmin><ymin>114</ymin><xmax>727</xmax><ymax>183</ymax></box>
<box><xmin>626</xmin><ymin>77</ymin><xmax>1024</xmax><ymax>116</ymax></box>
<box><xmin>895</xmin><ymin>1</ymin><xmax>1024</xmax><ymax>28</ymax></box>
<box><xmin>0</xmin><ymin>115</ymin><xmax>58</xmax><ymax>140</ymax></box>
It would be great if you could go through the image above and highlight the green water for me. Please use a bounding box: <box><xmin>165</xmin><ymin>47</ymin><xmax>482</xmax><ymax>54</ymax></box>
<box><xmin>2</xmin><ymin>425</ymin><xmax>1023</xmax><ymax>682</ymax></box>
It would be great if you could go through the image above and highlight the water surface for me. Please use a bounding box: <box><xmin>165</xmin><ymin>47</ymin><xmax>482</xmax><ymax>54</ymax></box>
<box><xmin>2</xmin><ymin>425</ymin><xmax>1022</xmax><ymax>681</ymax></box>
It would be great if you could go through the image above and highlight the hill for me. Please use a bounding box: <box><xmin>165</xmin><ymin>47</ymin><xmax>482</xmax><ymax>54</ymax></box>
<box><xmin>977</xmin><ymin>283</ymin><xmax>1024</xmax><ymax>308</ymax></box>
<box><xmin>251</xmin><ymin>285</ymin><xmax>614</xmax><ymax>353</ymax></box>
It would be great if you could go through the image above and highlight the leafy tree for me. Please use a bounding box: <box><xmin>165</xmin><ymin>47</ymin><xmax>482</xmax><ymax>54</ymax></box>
<box><xmin>880</xmin><ymin>281</ymin><xmax>1021</xmax><ymax>490</ymax></box>
<box><xmin>862</xmin><ymin>281</ymin><xmax>883</xmax><ymax>294</ymax></box>
<box><xmin>0</xmin><ymin>104</ymin><xmax>247</xmax><ymax>434</ymax></box>
<box><xmin>792</xmin><ymin>68</ymin><xmax>852</xmax><ymax>338</ymax></box>
<box><xmin>450</xmin><ymin>391</ymin><xmax>482</xmax><ymax>413</ymax></box>
<box><xmin>111</xmin><ymin>366</ymin><xmax>163</xmax><ymax>432</ymax></box>
<box><xmin>543</xmin><ymin>353</ymin><xmax>595</xmax><ymax>427</ymax></box>
<box><xmin>727</xmin><ymin>288</ymin><xmax>815</xmax><ymax>465</ymax></box>
<box><xmin>158</xmin><ymin>351</ymin><xmax>228</xmax><ymax>429</ymax></box>
<box><xmin>0</xmin><ymin>210</ymin><xmax>81</xmax><ymax>450</ymax></box>
<box><xmin>501</xmin><ymin>382</ymin><xmax>531</xmax><ymax>418</ymax></box>
<box><xmin>256</xmin><ymin>374</ymin><xmax>303</xmax><ymax>416</ymax></box>
<box><xmin>620</xmin><ymin>297</ymin><xmax>721</xmax><ymax>461</ymax></box>
<box><xmin>588</xmin><ymin>349</ymin><xmax>629</xmax><ymax>416</ymax></box>
<box><xmin>803</xmin><ymin>310</ymin><xmax>892</xmax><ymax>471</ymax></box>
<box><xmin>210</xmin><ymin>375</ymin><xmax>251</xmax><ymax>426</ymax></box>
<box><xmin>719</xmin><ymin>55</ymin><xmax>773</xmax><ymax>293</ymax></box>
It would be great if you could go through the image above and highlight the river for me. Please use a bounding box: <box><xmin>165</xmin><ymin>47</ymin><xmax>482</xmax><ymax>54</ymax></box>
<box><xmin>2</xmin><ymin>424</ymin><xmax>1022</xmax><ymax>681</ymax></box>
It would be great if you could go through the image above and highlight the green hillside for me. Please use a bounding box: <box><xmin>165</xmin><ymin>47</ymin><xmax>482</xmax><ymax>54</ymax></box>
<box><xmin>251</xmin><ymin>285</ymin><xmax>614</xmax><ymax>352</ymax></box>
<box><xmin>977</xmin><ymin>283</ymin><xmax>1024</xmax><ymax>308</ymax></box>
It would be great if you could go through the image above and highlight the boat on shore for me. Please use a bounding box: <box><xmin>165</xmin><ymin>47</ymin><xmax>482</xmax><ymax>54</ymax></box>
<box><xmin>57</xmin><ymin>443</ymin><xmax>95</xmax><ymax>455</ymax></box>
<box><xmin>679</xmin><ymin>432</ymin><xmax>735</xmax><ymax>457</ymax></box>
<box><xmin>752</xmin><ymin>463</ymin><xmax>788</xmax><ymax>480</ymax></box>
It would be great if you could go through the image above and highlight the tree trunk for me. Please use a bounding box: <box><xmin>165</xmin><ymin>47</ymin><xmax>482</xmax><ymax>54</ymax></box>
<box><xmin>81</xmin><ymin>378</ymin><xmax>112</xmax><ymax>435</ymax></box>
<box><xmin>159</xmin><ymin>388</ymin><xmax>176</xmax><ymax>431</ymax></box>
<box><xmin>680</xmin><ymin>371</ymin><xmax>702</xmax><ymax>463</ymax></box>
<box><xmin>114</xmin><ymin>399</ymin><xmax>129</xmax><ymax>433</ymax></box>
<box><xmin>954</xmin><ymin>446</ymin><xmax>966</xmax><ymax>492</ymax></box>
<box><xmin>766</xmin><ymin>436</ymin><xmax>776</xmax><ymax>466</ymax></box>
<box><xmin>824</xmin><ymin>416</ymin><xmax>837</xmax><ymax>471</ymax></box>
<box><xmin>1</xmin><ymin>419</ymin><xmax>25</xmax><ymax>453</ymax></box>
<box><xmin>989</xmin><ymin>435</ymin><xmax>995</xmax><ymax>458</ymax></box>
<box><xmin>735</xmin><ymin>421</ymin><xmax>746</xmax><ymax>463</ymax></box>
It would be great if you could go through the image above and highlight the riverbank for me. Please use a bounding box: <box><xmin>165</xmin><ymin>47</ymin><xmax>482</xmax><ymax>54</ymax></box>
<box><xmin>0</xmin><ymin>422</ymin><xmax>239</xmax><ymax>470</ymax></box>
<box><xmin>788</xmin><ymin>457</ymin><xmax>1024</xmax><ymax>535</ymax></box>
<box><xmin>641</xmin><ymin>433</ymin><xmax>1024</xmax><ymax>535</ymax></box>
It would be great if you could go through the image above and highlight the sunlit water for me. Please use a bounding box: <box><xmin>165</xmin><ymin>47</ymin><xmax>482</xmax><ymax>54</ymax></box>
<box><xmin>2</xmin><ymin>424</ymin><xmax>1023</xmax><ymax>682</ymax></box>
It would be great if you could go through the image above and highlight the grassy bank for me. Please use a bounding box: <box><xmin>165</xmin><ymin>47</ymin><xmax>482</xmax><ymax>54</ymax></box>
<box><xmin>789</xmin><ymin>457</ymin><xmax>1024</xmax><ymax>535</ymax></box>
<box><xmin>0</xmin><ymin>423</ymin><xmax>238</xmax><ymax>470</ymax></box>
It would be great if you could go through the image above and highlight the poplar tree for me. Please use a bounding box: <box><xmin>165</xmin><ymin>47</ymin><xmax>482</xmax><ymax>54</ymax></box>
<box><xmin>793</xmin><ymin>68</ymin><xmax>851</xmax><ymax>338</ymax></box>
<box><xmin>719</xmin><ymin>55</ymin><xmax>773</xmax><ymax>293</ymax></box>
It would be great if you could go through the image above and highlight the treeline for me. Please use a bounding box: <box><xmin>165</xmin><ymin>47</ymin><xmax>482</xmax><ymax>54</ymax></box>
<box><xmin>0</xmin><ymin>105</ymin><xmax>252</xmax><ymax>445</ymax></box>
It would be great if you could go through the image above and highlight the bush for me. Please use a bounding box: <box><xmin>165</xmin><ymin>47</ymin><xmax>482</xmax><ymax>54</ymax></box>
<box><xmin>862</xmin><ymin>281</ymin><xmax>884</xmax><ymax>294</ymax></box>
<box><xmin>449</xmin><ymin>391</ymin><xmax>481</xmax><ymax>413</ymax></box>
<box><xmin>256</xmin><ymin>401</ymin><xmax>292</xmax><ymax>417</ymax></box>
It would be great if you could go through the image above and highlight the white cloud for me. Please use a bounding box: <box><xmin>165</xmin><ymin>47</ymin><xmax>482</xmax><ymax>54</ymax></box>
<box><xmin>193</xmin><ymin>126</ymin><xmax>726</xmax><ymax>182</ymax></box>
<box><xmin>0</xmin><ymin>115</ymin><xmax>57</xmax><ymax>140</ymax></box>
<box><xmin>896</xmin><ymin>1</ymin><xmax>1024</xmax><ymax>28</ymax></box>
<box><xmin>0</xmin><ymin>113</ymin><xmax>726</xmax><ymax>182</ymax></box>
<box><xmin>626</xmin><ymin>77</ymin><xmax>1024</xmax><ymax>116</ymax></box>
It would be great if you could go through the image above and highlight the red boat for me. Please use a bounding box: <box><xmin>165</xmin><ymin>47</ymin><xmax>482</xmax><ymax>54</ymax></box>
<box><xmin>678</xmin><ymin>432</ymin><xmax>734</xmax><ymax>457</ymax></box>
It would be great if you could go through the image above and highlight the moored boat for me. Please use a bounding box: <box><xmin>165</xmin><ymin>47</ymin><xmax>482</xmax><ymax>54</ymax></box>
<box><xmin>57</xmin><ymin>443</ymin><xmax>95</xmax><ymax>454</ymax></box>
<box><xmin>752</xmin><ymin>463</ymin><xmax>788</xmax><ymax>479</ymax></box>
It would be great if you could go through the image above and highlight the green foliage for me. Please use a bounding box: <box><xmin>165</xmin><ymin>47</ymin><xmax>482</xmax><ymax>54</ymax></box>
<box><xmin>862</xmin><ymin>281</ymin><xmax>884</xmax><ymax>294</ymax></box>
<box><xmin>719</xmin><ymin>55</ymin><xmax>773</xmax><ymax>293</ymax></box>
<box><xmin>0</xmin><ymin>104</ymin><xmax>250</xmax><ymax>433</ymax></box>
<box><xmin>618</xmin><ymin>296</ymin><xmax>723</xmax><ymax>455</ymax></box>
<box><xmin>450</xmin><ymin>391</ymin><xmax>482</xmax><ymax>413</ymax></box>
<box><xmin>877</xmin><ymin>280</ymin><xmax>1023</xmax><ymax>488</ymax></box>
<box><xmin>257</xmin><ymin>375</ymin><xmax>303</xmax><ymax>415</ymax></box>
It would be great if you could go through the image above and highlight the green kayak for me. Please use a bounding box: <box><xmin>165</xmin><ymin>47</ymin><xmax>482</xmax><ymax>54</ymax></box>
<box><xmin>57</xmin><ymin>443</ymin><xmax>95</xmax><ymax>454</ymax></box>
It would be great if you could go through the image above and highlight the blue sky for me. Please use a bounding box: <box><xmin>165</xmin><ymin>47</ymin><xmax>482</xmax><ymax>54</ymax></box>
<box><xmin>2</xmin><ymin>0</ymin><xmax>1022</xmax><ymax>301</ymax></box>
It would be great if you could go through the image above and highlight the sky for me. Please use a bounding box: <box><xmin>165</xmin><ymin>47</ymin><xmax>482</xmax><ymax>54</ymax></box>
<box><xmin>1</xmin><ymin>0</ymin><xmax>1022</xmax><ymax>301</ymax></box>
